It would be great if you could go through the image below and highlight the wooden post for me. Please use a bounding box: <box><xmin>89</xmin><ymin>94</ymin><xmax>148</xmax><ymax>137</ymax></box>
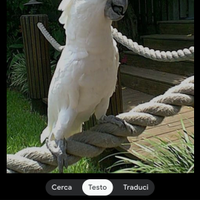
<box><xmin>20</xmin><ymin>14</ymin><xmax>51</xmax><ymax>115</ymax></box>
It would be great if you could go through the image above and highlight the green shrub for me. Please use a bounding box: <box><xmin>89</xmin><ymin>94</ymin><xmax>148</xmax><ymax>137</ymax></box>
<box><xmin>9</xmin><ymin>52</ymin><xmax>28</xmax><ymax>95</ymax></box>
<box><xmin>7</xmin><ymin>0</ymin><xmax>28</xmax><ymax>65</ymax></box>
<box><xmin>7</xmin><ymin>0</ymin><xmax>63</xmax><ymax>87</ymax></box>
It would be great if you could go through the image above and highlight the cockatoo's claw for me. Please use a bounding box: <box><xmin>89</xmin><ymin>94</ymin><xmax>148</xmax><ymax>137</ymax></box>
<box><xmin>46</xmin><ymin>138</ymin><xmax>68</xmax><ymax>173</ymax></box>
<box><xmin>99</xmin><ymin>115</ymin><xmax>125</xmax><ymax>128</ymax></box>
<box><xmin>56</xmin><ymin>139</ymin><xmax>68</xmax><ymax>173</ymax></box>
<box><xmin>57</xmin><ymin>152</ymin><xmax>68</xmax><ymax>173</ymax></box>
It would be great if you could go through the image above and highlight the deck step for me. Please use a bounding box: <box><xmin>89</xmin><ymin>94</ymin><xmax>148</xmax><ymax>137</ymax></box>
<box><xmin>120</xmin><ymin>65</ymin><xmax>186</xmax><ymax>96</ymax></box>
<box><xmin>120</xmin><ymin>86</ymin><xmax>194</xmax><ymax>160</ymax></box>
<box><xmin>141</xmin><ymin>34</ymin><xmax>194</xmax><ymax>51</ymax></box>
<box><xmin>118</xmin><ymin>106</ymin><xmax>194</xmax><ymax>160</ymax></box>
<box><xmin>121</xmin><ymin>51</ymin><xmax>194</xmax><ymax>76</ymax></box>
<box><xmin>157</xmin><ymin>20</ymin><xmax>194</xmax><ymax>35</ymax></box>
<box><xmin>122</xmin><ymin>88</ymin><xmax>154</xmax><ymax>112</ymax></box>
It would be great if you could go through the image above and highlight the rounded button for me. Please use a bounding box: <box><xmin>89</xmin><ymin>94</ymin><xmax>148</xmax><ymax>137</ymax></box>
<box><xmin>82</xmin><ymin>179</ymin><xmax>113</xmax><ymax>196</ymax></box>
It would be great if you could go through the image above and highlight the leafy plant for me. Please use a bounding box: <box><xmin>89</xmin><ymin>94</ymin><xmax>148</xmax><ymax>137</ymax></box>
<box><xmin>7</xmin><ymin>0</ymin><xmax>64</xmax><ymax>87</ymax></box>
<box><xmin>110</xmin><ymin>122</ymin><xmax>194</xmax><ymax>173</ymax></box>
<box><xmin>9</xmin><ymin>52</ymin><xmax>28</xmax><ymax>94</ymax></box>
<box><xmin>8</xmin><ymin>50</ymin><xmax>60</xmax><ymax>95</ymax></box>
<box><xmin>7</xmin><ymin>0</ymin><xmax>27</xmax><ymax>55</ymax></box>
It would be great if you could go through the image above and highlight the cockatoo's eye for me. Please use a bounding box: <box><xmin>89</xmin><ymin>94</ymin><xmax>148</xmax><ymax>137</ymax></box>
<box><xmin>105</xmin><ymin>0</ymin><xmax>128</xmax><ymax>21</ymax></box>
<box><xmin>112</xmin><ymin>5</ymin><xmax>124</xmax><ymax>15</ymax></box>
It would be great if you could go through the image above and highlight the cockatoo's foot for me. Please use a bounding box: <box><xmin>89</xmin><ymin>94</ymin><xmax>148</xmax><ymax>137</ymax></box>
<box><xmin>46</xmin><ymin>138</ymin><xmax>68</xmax><ymax>173</ymax></box>
<box><xmin>98</xmin><ymin>115</ymin><xmax>125</xmax><ymax>128</ymax></box>
<box><xmin>98</xmin><ymin>115</ymin><xmax>134</xmax><ymax>134</ymax></box>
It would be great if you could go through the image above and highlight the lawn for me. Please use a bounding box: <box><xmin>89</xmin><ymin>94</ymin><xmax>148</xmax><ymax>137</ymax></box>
<box><xmin>7</xmin><ymin>89</ymin><xmax>46</xmax><ymax>153</ymax></box>
<box><xmin>7</xmin><ymin>88</ymin><xmax>104</xmax><ymax>173</ymax></box>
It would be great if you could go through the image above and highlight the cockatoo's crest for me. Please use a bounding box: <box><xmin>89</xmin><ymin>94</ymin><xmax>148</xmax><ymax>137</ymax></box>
<box><xmin>58</xmin><ymin>0</ymin><xmax>111</xmax><ymax>42</ymax></box>
<box><xmin>58</xmin><ymin>0</ymin><xmax>128</xmax><ymax>31</ymax></box>
<box><xmin>58</xmin><ymin>0</ymin><xmax>105</xmax><ymax>27</ymax></box>
<box><xmin>58</xmin><ymin>0</ymin><xmax>72</xmax><ymax>11</ymax></box>
<box><xmin>58</xmin><ymin>0</ymin><xmax>73</xmax><ymax>28</ymax></box>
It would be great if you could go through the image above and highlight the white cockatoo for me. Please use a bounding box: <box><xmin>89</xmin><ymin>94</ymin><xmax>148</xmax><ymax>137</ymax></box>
<box><xmin>41</xmin><ymin>0</ymin><xmax>128</xmax><ymax>173</ymax></box>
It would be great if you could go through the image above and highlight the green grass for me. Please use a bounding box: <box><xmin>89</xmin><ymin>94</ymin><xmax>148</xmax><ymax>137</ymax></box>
<box><xmin>7</xmin><ymin>88</ymin><xmax>104</xmax><ymax>173</ymax></box>
<box><xmin>7</xmin><ymin>88</ymin><xmax>46</xmax><ymax>153</ymax></box>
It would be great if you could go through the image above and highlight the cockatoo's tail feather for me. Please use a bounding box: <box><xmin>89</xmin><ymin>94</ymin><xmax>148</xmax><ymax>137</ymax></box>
<box><xmin>40</xmin><ymin>127</ymin><xmax>50</xmax><ymax>143</ymax></box>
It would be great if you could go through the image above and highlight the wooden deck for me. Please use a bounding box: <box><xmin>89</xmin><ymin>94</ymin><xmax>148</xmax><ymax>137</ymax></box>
<box><xmin>120</xmin><ymin>87</ymin><xmax>194</xmax><ymax>160</ymax></box>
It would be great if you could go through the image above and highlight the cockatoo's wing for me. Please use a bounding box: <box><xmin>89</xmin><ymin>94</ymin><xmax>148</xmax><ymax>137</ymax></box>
<box><xmin>40</xmin><ymin>49</ymin><xmax>88</xmax><ymax>143</ymax></box>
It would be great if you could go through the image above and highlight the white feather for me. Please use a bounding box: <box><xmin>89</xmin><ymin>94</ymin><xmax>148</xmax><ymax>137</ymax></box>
<box><xmin>41</xmin><ymin>0</ymin><xmax>119</xmax><ymax>143</ymax></box>
<box><xmin>58</xmin><ymin>0</ymin><xmax>73</xmax><ymax>28</ymax></box>
<box><xmin>58</xmin><ymin>0</ymin><xmax>71</xmax><ymax>11</ymax></box>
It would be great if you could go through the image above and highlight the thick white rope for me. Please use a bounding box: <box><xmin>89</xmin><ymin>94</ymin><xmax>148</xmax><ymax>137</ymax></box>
<box><xmin>111</xmin><ymin>27</ymin><xmax>194</xmax><ymax>62</ymax></box>
<box><xmin>7</xmin><ymin>76</ymin><xmax>194</xmax><ymax>173</ymax></box>
<box><xmin>37</xmin><ymin>22</ymin><xmax>194</xmax><ymax>62</ymax></box>
<box><xmin>37</xmin><ymin>22</ymin><xmax>65</xmax><ymax>52</ymax></box>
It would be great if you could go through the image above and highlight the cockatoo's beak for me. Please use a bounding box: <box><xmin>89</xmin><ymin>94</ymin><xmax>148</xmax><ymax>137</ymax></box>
<box><xmin>105</xmin><ymin>0</ymin><xmax>128</xmax><ymax>21</ymax></box>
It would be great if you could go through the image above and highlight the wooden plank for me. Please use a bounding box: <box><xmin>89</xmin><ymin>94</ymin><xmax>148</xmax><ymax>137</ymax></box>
<box><xmin>131</xmin><ymin>114</ymin><xmax>193</xmax><ymax>140</ymax></box>
<box><xmin>120</xmin><ymin>65</ymin><xmax>186</xmax><ymax>95</ymax></box>
<box><xmin>30</xmin><ymin>16</ymin><xmax>40</xmax><ymax>99</ymax></box>
<box><xmin>120</xmin><ymin>130</ymin><xmax>194</xmax><ymax>159</ymax></box>
<box><xmin>121</xmin><ymin>65</ymin><xmax>186</xmax><ymax>85</ymax></box>
<box><xmin>188</xmin><ymin>0</ymin><xmax>194</xmax><ymax>19</ymax></box>
<box><xmin>124</xmin><ymin>122</ymin><xmax>194</xmax><ymax>154</ymax></box>
<box><xmin>180</xmin><ymin>0</ymin><xmax>188</xmax><ymax>19</ymax></box>
<box><xmin>153</xmin><ymin>0</ymin><xmax>161</xmax><ymax>23</ymax></box>
<box><xmin>122</xmin><ymin>88</ymin><xmax>154</xmax><ymax>112</ymax></box>
<box><xmin>167</xmin><ymin>0</ymin><xmax>179</xmax><ymax>20</ymax></box>
<box><xmin>123</xmin><ymin>110</ymin><xmax>193</xmax><ymax>158</ymax></box>
<box><xmin>124</xmin><ymin>106</ymin><xmax>193</xmax><ymax>142</ymax></box>
<box><xmin>161</xmin><ymin>0</ymin><xmax>168</xmax><ymax>20</ymax></box>
<box><xmin>142</xmin><ymin>34</ymin><xmax>194</xmax><ymax>41</ymax></box>
<box><xmin>158</xmin><ymin>21</ymin><xmax>194</xmax><ymax>35</ymax></box>
<box><xmin>35</xmin><ymin>16</ymin><xmax>44</xmax><ymax>97</ymax></box>
<box><xmin>122</xmin><ymin>51</ymin><xmax>194</xmax><ymax>76</ymax></box>
<box><xmin>120</xmin><ymin>87</ymin><xmax>194</xmax><ymax>160</ymax></box>
<box><xmin>142</xmin><ymin>34</ymin><xmax>194</xmax><ymax>51</ymax></box>
<box><xmin>146</xmin><ymin>0</ymin><xmax>153</xmax><ymax>24</ymax></box>
<box><xmin>121</xmin><ymin>73</ymin><xmax>173</xmax><ymax>96</ymax></box>
<box><xmin>21</xmin><ymin>16</ymin><xmax>33</xmax><ymax>96</ymax></box>
<box><xmin>39</xmin><ymin>15</ymin><xmax>52</xmax><ymax>98</ymax></box>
